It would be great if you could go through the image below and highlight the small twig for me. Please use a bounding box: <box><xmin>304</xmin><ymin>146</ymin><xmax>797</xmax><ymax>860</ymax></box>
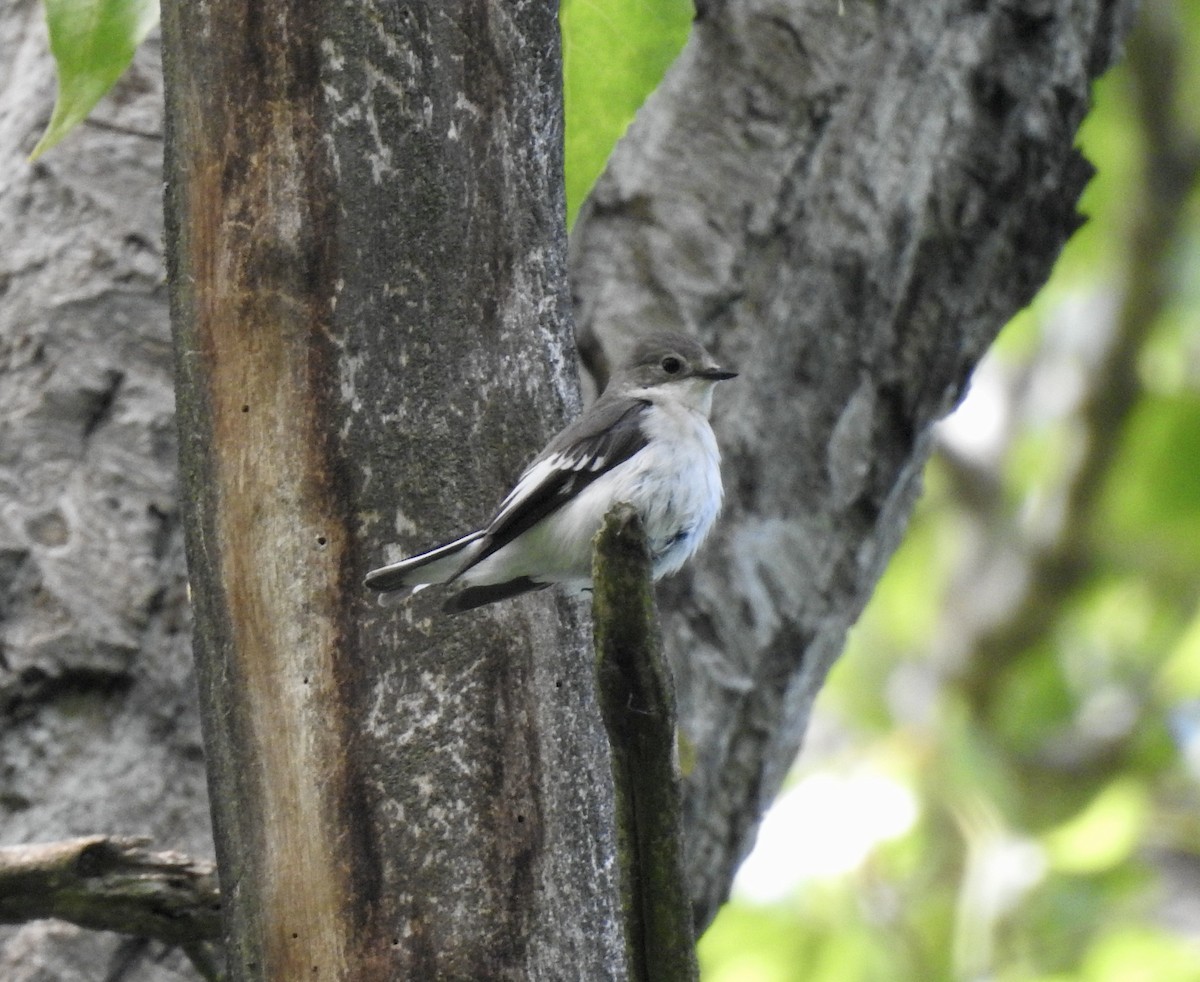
<box><xmin>0</xmin><ymin>836</ymin><xmax>222</xmax><ymax>956</ymax></box>
<box><xmin>592</xmin><ymin>504</ymin><xmax>698</xmax><ymax>982</ymax></box>
<box><xmin>81</xmin><ymin>116</ymin><xmax>164</xmax><ymax>142</ymax></box>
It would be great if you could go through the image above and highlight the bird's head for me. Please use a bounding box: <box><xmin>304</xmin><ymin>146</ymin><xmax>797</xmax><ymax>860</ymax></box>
<box><xmin>613</xmin><ymin>331</ymin><xmax>737</xmax><ymax>415</ymax></box>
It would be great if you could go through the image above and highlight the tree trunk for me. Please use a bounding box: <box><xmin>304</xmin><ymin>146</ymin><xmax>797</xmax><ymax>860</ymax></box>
<box><xmin>569</xmin><ymin>0</ymin><xmax>1138</xmax><ymax>928</ymax></box>
<box><xmin>160</xmin><ymin>2</ymin><xmax>624</xmax><ymax>979</ymax></box>
<box><xmin>0</xmin><ymin>5</ymin><xmax>212</xmax><ymax>979</ymax></box>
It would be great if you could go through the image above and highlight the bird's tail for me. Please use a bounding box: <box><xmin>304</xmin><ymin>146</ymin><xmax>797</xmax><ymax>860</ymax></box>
<box><xmin>364</xmin><ymin>530</ymin><xmax>483</xmax><ymax>593</ymax></box>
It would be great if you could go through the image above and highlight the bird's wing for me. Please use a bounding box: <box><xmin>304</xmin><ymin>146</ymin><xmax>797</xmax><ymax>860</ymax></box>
<box><xmin>449</xmin><ymin>397</ymin><xmax>651</xmax><ymax>579</ymax></box>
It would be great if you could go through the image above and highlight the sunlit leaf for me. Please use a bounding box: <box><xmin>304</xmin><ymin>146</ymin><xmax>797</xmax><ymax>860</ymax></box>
<box><xmin>1043</xmin><ymin>779</ymin><xmax>1149</xmax><ymax>874</ymax></box>
<box><xmin>31</xmin><ymin>0</ymin><xmax>160</xmax><ymax>160</ymax></box>
<box><xmin>1080</xmin><ymin>925</ymin><xmax>1200</xmax><ymax>982</ymax></box>
<box><xmin>560</xmin><ymin>0</ymin><xmax>691</xmax><ymax>224</ymax></box>
<box><xmin>1158</xmin><ymin>608</ymin><xmax>1200</xmax><ymax>700</ymax></box>
<box><xmin>699</xmin><ymin>903</ymin><xmax>810</xmax><ymax>982</ymax></box>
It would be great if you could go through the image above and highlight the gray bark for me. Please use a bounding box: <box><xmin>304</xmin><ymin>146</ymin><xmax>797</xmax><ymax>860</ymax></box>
<box><xmin>0</xmin><ymin>4</ymin><xmax>211</xmax><ymax>979</ymax></box>
<box><xmin>160</xmin><ymin>1</ymin><xmax>623</xmax><ymax>980</ymax></box>
<box><xmin>569</xmin><ymin>0</ymin><xmax>1138</xmax><ymax>928</ymax></box>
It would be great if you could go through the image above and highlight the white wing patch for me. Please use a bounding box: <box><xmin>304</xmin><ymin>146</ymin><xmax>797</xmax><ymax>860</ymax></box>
<box><xmin>491</xmin><ymin>447</ymin><xmax>612</xmax><ymax>530</ymax></box>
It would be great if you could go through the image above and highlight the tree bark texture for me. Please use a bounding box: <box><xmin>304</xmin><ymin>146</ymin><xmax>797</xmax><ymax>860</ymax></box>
<box><xmin>592</xmin><ymin>506</ymin><xmax>697</xmax><ymax>982</ymax></box>
<box><xmin>160</xmin><ymin>2</ymin><xmax>623</xmax><ymax>980</ymax></box>
<box><xmin>0</xmin><ymin>4</ymin><xmax>212</xmax><ymax>979</ymax></box>
<box><xmin>570</xmin><ymin>0</ymin><xmax>1138</xmax><ymax>928</ymax></box>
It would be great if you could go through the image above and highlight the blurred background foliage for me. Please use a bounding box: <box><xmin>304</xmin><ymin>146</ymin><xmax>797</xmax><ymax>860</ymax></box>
<box><xmin>563</xmin><ymin>0</ymin><xmax>1200</xmax><ymax>978</ymax></box>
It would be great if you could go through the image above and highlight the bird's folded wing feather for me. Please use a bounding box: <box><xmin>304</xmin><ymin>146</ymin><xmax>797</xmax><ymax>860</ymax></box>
<box><xmin>364</xmin><ymin>529</ymin><xmax>484</xmax><ymax>590</ymax></box>
<box><xmin>450</xmin><ymin>397</ymin><xmax>651</xmax><ymax>578</ymax></box>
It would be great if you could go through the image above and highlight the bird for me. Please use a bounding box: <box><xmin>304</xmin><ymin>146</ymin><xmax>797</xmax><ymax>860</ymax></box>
<box><xmin>365</xmin><ymin>331</ymin><xmax>737</xmax><ymax>613</ymax></box>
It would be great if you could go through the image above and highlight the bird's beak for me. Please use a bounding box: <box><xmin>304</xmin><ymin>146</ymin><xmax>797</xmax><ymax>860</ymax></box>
<box><xmin>695</xmin><ymin>366</ymin><xmax>738</xmax><ymax>381</ymax></box>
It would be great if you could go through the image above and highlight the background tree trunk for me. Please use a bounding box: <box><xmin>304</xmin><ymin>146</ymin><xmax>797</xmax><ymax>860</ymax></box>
<box><xmin>160</xmin><ymin>2</ymin><xmax>624</xmax><ymax>980</ymax></box>
<box><xmin>569</xmin><ymin>0</ymin><xmax>1138</xmax><ymax>928</ymax></box>
<box><xmin>0</xmin><ymin>4</ymin><xmax>212</xmax><ymax>980</ymax></box>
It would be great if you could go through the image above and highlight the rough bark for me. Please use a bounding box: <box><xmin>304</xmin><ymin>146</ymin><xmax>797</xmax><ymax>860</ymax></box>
<box><xmin>0</xmin><ymin>4</ymin><xmax>212</xmax><ymax>979</ymax></box>
<box><xmin>569</xmin><ymin>0</ymin><xmax>1139</xmax><ymax>928</ymax></box>
<box><xmin>160</xmin><ymin>2</ymin><xmax>623</xmax><ymax>980</ymax></box>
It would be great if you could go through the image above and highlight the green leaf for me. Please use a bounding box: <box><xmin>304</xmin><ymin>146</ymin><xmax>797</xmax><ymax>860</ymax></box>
<box><xmin>31</xmin><ymin>0</ymin><xmax>160</xmax><ymax>160</ymax></box>
<box><xmin>1043</xmin><ymin>779</ymin><xmax>1150</xmax><ymax>874</ymax></box>
<box><xmin>1099</xmin><ymin>392</ymin><xmax>1200</xmax><ymax>573</ymax></box>
<box><xmin>561</xmin><ymin>0</ymin><xmax>692</xmax><ymax>225</ymax></box>
<box><xmin>1080</xmin><ymin>925</ymin><xmax>1200</xmax><ymax>982</ymax></box>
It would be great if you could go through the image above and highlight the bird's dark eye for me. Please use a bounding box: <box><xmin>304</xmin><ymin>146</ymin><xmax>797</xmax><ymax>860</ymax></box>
<box><xmin>661</xmin><ymin>356</ymin><xmax>684</xmax><ymax>375</ymax></box>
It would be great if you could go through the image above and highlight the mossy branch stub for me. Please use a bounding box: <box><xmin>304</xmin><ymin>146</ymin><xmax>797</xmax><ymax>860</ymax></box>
<box><xmin>592</xmin><ymin>503</ymin><xmax>698</xmax><ymax>982</ymax></box>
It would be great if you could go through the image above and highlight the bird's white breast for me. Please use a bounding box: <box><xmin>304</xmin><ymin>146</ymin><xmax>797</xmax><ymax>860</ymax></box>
<box><xmin>482</xmin><ymin>399</ymin><xmax>722</xmax><ymax>586</ymax></box>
